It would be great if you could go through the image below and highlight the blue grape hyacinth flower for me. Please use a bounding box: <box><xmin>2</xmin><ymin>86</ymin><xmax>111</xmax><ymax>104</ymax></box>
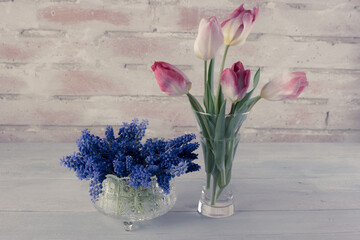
<box><xmin>60</xmin><ymin>119</ymin><xmax>200</xmax><ymax>202</ymax></box>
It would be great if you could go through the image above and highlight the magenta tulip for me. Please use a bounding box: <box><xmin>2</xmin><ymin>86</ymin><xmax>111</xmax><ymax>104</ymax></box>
<box><xmin>221</xmin><ymin>4</ymin><xmax>259</xmax><ymax>46</ymax></box>
<box><xmin>151</xmin><ymin>61</ymin><xmax>192</xmax><ymax>96</ymax></box>
<box><xmin>194</xmin><ymin>16</ymin><xmax>224</xmax><ymax>60</ymax></box>
<box><xmin>260</xmin><ymin>72</ymin><xmax>309</xmax><ymax>101</ymax></box>
<box><xmin>221</xmin><ymin>61</ymin><xmax>250</xmax><ymax>102</ymax></box>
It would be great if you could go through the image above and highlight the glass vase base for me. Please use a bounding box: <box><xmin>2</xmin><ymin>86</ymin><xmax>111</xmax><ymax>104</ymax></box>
<box><xmin>197</xmin><ymin>186</ymin><xmax>234</xmax><ymax>218</ymax></box>
<box><xmin>197</xmin><ymin>200</ymin><xmax>234</xmax><ymax>218</ymax></box>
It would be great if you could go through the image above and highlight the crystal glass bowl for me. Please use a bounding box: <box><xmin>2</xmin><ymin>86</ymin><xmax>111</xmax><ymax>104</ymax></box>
<box><xmin>94</xmin><ymin>174</ymin><xmax>176</xmax><ymax>231</ymax></box>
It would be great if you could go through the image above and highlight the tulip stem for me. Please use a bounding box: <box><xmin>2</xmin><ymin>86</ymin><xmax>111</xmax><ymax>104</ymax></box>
<box><xmin>230</xmin><ymin>102</ymin><xmax>236</xmax><ymax>115</ymax></box>
<box><xmin>204</xmin><ymin>60</ymin><xmax>207</xmax><ymax>91</ymax></box>
<box><xmin>248</xmin><ymin>96</ymin><xmax>261</xmax><ymax>111</ymax></box>
<box><xmin>215</xmin><ymin>45</ymin><xmax>230</xmax><ymax>114</ymax></box>
<box><xmin>218</xmin><ymin>45</ymin><xmax>230</xmax><ymax>91</ymax></box>
<box><xmin>219</xmin><ymin>45</ymin><xmax>230</xmax><ymax>83</ymax></box>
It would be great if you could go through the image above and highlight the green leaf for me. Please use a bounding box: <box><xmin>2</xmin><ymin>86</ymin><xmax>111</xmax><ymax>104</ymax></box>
<box><xmin>225</xmin><ymin>112</ymin><xmax>244</xmax><ymax>138</ymax></box>
<box><xmin>236</xmin><ymin>95</ymin><xmax>261</xmax><ymax>116</ymax></box>
<box><xmin>247</xmin><ymin>96</ymin><xmax>261</xmax><ymax>108</ymax></box>
<box><xmin>207</xmin><ymin>84</ymin><xmax>215</xmax><ymax>114</ymax></box>
<box><xmin>216</xmin><ymin>87</ymin><xmax>224</xmax><ymax>114</ymax></box>
<box><xmin>215</xmin><ymin>101</ymin><xmax>226</xmax><ymax>141</ymax></box>
<box><xmin>187</xmin><ymin>93</ymin><xmax>208</xmax><ymax>136</ymax></box>
<box><xmin>233</xmin><ymin>92</ymin><xmax>250</xmax><ymax>113</ymax></box>
<box><xmin>203</xmin><ymin>139</ymin><xmax>215</xmax><ymax>175</ymax></box>
<box><xmin>187</xmin><ymin>93</ymin><xmax>204</xmax><ymax>113</ymax></box>
<box><xmin>204</xmin><ymin>59</ymin><xmax>216</xmax><ymax>114</ymax></box>
<box><xmin>214</xmin><ymin>101</ymin><xmax>227</xmax><ymax>187</ymax></box>
<box><xmin>188</xmin><ymin>94</ymin><xmax>217</xmax><ymax>148</ymax></box>
<box><xmin>253</xmin><ymin>67</ymin><xmax>260</xmax><ymax>90</ymax></box>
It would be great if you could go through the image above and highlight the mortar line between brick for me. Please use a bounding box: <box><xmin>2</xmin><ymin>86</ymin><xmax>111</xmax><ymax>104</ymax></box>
<box><xmin>0</xmin><ymin>94</ymin><xmax>332</xmax><ymax>104</ymax></box>
<box><xmin>0</xmin><ymin>124</ymin><xmax>359</xmax><ymax>133</ymax></box>
<box><xmin>1</xmin><ymin>62</ymin><xmax>359</xmax><ymax>74</ymax></box>
<box><xmin>103</xmin><ymin>31</ymin><xmax>360</xmax><ymax>43</ymax></box>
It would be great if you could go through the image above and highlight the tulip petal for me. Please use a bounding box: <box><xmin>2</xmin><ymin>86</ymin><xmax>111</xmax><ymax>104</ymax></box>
<box><xmin>227</xmin><ymin>4</ymin><xmax>245</xmax><ymax>19</ymax></box>
<box><xmin>221</xmin><ymin>61</ymin><xmax>251</xmax><ymax>102</ymax></box>
<box><xmin>221</xmin><ymin>69</ymin><xmax>239</xmax><ymax>102</ymax></box>
<box><xmin>194</xmin><ymin>17</ymin><xmax>224</xmax><ymax>60</ymax></box>
<box><xmin>151</xmin><ymin>61</ymin><xmax>192</xmax><ymax>96</ymax></box>
<box><xmin>260</xmin><ymin>72</ymin><xmax>308</xmax><ymax>101</ymax></box>
<box><xmin>221</xmin><ymin>5</ymin><xmax>259</xmax><ymax>46</ymax></box>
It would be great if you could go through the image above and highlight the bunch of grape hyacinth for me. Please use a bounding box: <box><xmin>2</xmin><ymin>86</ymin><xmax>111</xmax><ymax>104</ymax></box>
<box><xmin>60</xmin><ymin>119</ymin><xmax>200</xmax><ymax>202</ymax></box>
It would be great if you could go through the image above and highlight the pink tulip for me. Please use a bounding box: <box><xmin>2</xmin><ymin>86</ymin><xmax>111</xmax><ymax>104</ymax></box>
<box><xmin>260</xmin><ymin>72</ymin><xmax>309</xmax><ymax>101</ymax></box>
<box><xmin>194</xmin><ymin>16</ymin><xmax>224</xmax><ymax>60</ymax></box>
<box><xmin>151</xmin><ymin>61</ymin><xmax>192</xmax><ymax>96</ymax></box>
<box><xmin>221</xmin><ymin>4</ymin><xmax>259</xmax><ymax>46</ymax></box>
<box><xmin>221</xmin><ymin>61</ymin><xmax>250</xmax><ymax>102</ymax></box>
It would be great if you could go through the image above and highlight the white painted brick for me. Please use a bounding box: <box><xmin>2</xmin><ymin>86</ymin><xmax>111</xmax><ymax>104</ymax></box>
<box><xmin>0</xmin><ymin>0</ymin><xmax>359</xmax><ymax>142</ymax></box>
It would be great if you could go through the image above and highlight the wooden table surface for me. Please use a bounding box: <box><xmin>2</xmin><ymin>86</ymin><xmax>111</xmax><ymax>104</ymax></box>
<box><xmin>1</xmin><ymin>143</ymin><xmax>359</xmax><ymax>240</ymax></box>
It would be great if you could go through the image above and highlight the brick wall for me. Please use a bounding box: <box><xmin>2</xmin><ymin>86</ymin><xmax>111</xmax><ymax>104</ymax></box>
<box><xmin>0</xmin><ymin>0</ymin><xmax>359</xmax><ymax>142</ymax></box>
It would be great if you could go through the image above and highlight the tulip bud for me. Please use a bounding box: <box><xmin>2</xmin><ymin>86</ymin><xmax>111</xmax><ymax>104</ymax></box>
<box><xmin>221</xmin><ymin>61</ymin><xmax>250</xmax><ymax>102</ymax></box>
<box><xmin>194</xmin><ymin>16</ymin><xmax>224</xmax><ymax>60</ymax></box>
<box><xmin>221</xmin><ymin>4</ymin><xmax>259</xmax><ymax>46</ymax></box>
<box><xmin>260</xmin><ymin>72</ymin><xmax>309</xmax><ymax>101</ymax></box>
<box><xmin>151</xmin><ymin>61</ymin><xmax>192</xmax><ymax>96</ymax></box>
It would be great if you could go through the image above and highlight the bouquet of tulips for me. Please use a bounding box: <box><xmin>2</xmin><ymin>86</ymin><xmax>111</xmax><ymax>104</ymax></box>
<box><xmin>151</xmin><ymin>4</ymin><xmax>309</xmax><ymax>206</ymax></box>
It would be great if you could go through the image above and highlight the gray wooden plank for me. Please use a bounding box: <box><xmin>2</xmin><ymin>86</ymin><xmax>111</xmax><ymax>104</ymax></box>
<box><xmin>1</xmin><ymin>143</ymin><xmax>360</xmax><ymax>239</ymax></box>
<box><xmin>1</xmin><ymin>177</ymin><xmax>359</xmax><ymax>212</ymax></box>
<box><xmin>1</xmin><ymin>210</ymin><xmax>360</xmax><ymax>240</ymax></box>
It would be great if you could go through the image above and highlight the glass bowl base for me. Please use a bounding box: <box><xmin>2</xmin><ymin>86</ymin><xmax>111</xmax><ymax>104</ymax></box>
<box><xmin>94</xmin><ymin>174</ymin><xmax>176</xmax><ymax>231</ymax></box>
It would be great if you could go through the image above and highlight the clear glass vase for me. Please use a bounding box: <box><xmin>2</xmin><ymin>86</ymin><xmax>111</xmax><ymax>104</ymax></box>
<box><xmin>193</xmin><ymin>111</ymin><xmax>248</xmax><ymax>218</ymax></box>
<box><xmin>93</xmin><ymin>174</ymin><xmax>176</xmax><ymax>231</ymax></box>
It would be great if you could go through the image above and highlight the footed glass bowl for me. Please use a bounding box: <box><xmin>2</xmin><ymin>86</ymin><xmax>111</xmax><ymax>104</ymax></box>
<box><xmin>94</xmin><ymin>174</ymin><xmax>176</xmax><ymax>231</ymax></box>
